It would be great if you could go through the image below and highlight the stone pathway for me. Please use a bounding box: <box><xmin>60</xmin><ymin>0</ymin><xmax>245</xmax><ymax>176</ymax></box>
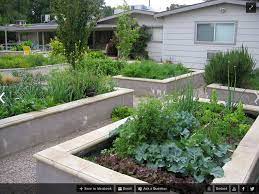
<box><xmin>0</xmin><ymin>120</ymin><xmax>111</xmax><ymax>183</ymax></box>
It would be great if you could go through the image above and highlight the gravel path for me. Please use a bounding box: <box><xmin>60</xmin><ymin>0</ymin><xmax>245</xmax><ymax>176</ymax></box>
<box><xmin>0</xmin><ymin>89</ymin><xmax>208</xmax><ymax>183</ymax></box>
<box><xmin>0</xmin><ymin>120</ymin><xmax>112</xmax><ymax>183</ymax></box>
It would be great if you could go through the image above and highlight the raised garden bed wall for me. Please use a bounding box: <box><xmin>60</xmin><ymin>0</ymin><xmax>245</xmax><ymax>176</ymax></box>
<box><xmin>0</xmin><ymin>51</ymin><xmax>24</xmax><ymax>56</ymax></box>
<box><xmin>0</xmin><ymin>88</ymin><xmax>133</xmax><ymax>158</ymax></box>
<box><xmin>0</xmin><ymin>63</ymin><xmax>69</xmax><ymax>76</ymax></box>
<box><xmin>113</xmin><ymin>70</ymin><xmax>205</xmax><ymax>97</ymax></box>
<box><xmin>34</xmin><ymin>99</ymin><xmax>259</xmax><ymax>187</ymax></box>
<box><xmin>207</xmin><ymin>84</ymin><xmax>259</xmax><ymax>106</ymax></box>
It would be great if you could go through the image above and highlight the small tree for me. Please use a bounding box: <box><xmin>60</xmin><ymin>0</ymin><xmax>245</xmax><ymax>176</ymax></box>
<box><xmin>51</xmin><ymin>0</ymin><xmax>104</xmax><ymax>68</ymax></box>
<box><xmin>116</xmin><ymin>4</ymin><xmax>140</xmax><ymax>59</ymax></box>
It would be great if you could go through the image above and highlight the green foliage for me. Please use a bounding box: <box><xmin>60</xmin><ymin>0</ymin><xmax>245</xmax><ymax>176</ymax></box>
<box><xmin>50</xmin><ymin>38</ymin><xmax>65</xmax><ymax>57</ymax></box>
<box><xmin>51</xmin><ymin>0</ymin><xmax>104</xmax><ymax>68</ymax></box>
<box><xmin>48</xmin><ymin>68</ymin><xmax>114</xmax><ymax>103</ymax></box>
<box><xmin>0</xmin><ymin>67</ymin><xmax>115</xmax><ymax>119</ymax></box>
<box><xmin>130</xmin><ymin>25</ymin><xmax>151</xmax><ymax>60</ymax></box>
<box><xmin>205</xmin><ymin>47</ymin><xmax>255</xmax><ymax>87</ymax></box>
<box><xmin>122</xmin><ymin>61</ymin><xmax>190</xmax><ymax>80</ymax></box>
<box><xmin>78</xmin><ymin>57</ymin><xmax>126</xmax><ymax>76</ymax></box>
<box><xmin>86</xmin><ymin>51</ymin><xmax>107</xmax><ymax>59</ymax></box>
<box><xmin>135</xmin><ymin>140</ymin><xmax>230</xmax><ymax>183</ymax></box>
<box><xmin>111</xmin><ymin>88</ymin><xmax>253</xmax><ymax>183</ymax></box>
<box><xmin>116</xmin><ymin>5</ymin><xmax>140</xmax><ymax>59</ymax></box>
<box><xmin>111</xmin><ymin>106</ymin><xmax>134</xmax><ymax>122</ymax></box>
<box><xmin>10</xmin><ymin>40</ymin><xmax>33</xmax><ymax>51</ymax></box>
<box><xmin>0</xmin><ymin>72</ymin><xmax>52</xmax><ymax>119</ymax></box>
<box><xmin>0</xmin><ymin>54</ymin><xmax>64</xmax><ymax>69</ymax></box>
<box><xmin>101</xmin><ymin>5</ymin><xmax>114</xmax><ymax>17</ymax></box>
<box><xmin>0</xmin><ymin>0</ymin><xmax>31</xmax><ymax>25</ymax></box>
<box><xmin>246</xmin><ymin>68</ymin><xmax>259</xmax><ymax>90</ymax></box>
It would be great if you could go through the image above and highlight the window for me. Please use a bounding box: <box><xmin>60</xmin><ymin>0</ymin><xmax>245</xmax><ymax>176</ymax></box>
<box><xmin>196</xmin><ymin>22</ymin><xmax>236</xmax><ymax>44</ymax></box>
<box><xmin>151</xmin><ymin>28</ymin><xmax>163</xmax><ymax>42</ymax></box>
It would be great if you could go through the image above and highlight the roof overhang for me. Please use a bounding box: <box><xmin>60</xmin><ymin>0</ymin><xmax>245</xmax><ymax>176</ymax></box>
<box><xmin>0</xmin><ymin>24</ymin><xmax>116</xmax><ymax>32</ymax></box>
<box><xmin>98</xmin><ymin>9</ymin><xmax>155</xmax><ymax>23</ymax></box>
<box><xmin>0</xmin><ymin>24</ymin><xmax>58</xmax><ymax>32</ymax></box>
<box><xmin>155</xmin><ymin>0</ymin><xmax>259</xmax><ymax>18</ymax></box>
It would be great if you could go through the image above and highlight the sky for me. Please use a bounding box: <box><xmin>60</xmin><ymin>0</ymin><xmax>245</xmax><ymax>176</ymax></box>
<box><xmin>105</xmin><ymin>0</ymin><xmax>204</xmax><ymax>11</ymax></box>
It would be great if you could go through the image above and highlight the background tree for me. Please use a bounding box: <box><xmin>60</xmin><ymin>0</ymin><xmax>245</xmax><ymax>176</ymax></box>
<box><xmin>28</xmin><ymin>0</ymin><xmax>51</xmax><ymax>23</ymax></box>
<box><xmin>116</xmin><ymin>3</ymin><xmax>140</xmax><ymax>59</ymax></box>
<box><xmin>51</xmin><ymin>0</ymin><xmax>104</xmax><ymax>68</ymax></box>
<box><xmin>101</xmin><ymin>6</ymin><xmax>114</xmax><ymax>17</ymax></box>
<box><xmin>0</xmin><ymin>0</ymin><xmax>31</xmax><ymax>25</ymax></box>
<box><xmin>166</xmin><ymin>4</ymin><xmax>185</xmax><ymax>11</ymax></box>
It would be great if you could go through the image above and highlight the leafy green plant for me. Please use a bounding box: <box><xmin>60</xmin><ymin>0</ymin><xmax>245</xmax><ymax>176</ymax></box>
<box><xmin>116</xmin><ymin>4</ymin><xmax>140</xmax><ymax>59</ymax></box>
<box><xmin>130</xmin><ymin>25</ymin><xmax>151</xmax><ymax>60</ymax></box>
<box><xmin>0</xmin><ymin>72</ymin><xmax>50</xmax><ymax>119</ymax></box>
<box><xmin>78</xmin><ymin>57</ymin><xmax>126</xmax><ymax>76</ymax></box>
<box><xmin>0</xmin><ymin>54</ymin><xmax>64</xmax><ymax>69</ymax></box>
<box><xmin>0</xmin><ymin>67</ymin><xmax>115</xmax><ymax>119</ymax></box>
<box><xmin>86</xmin><ymin>51</ymin><xmax>107</xmax><ymax>59</ymax></box>
<box><xmin>108</xmin><ymin>87</ymin><xmax>253</xmax><ymax>183</ymax></box>
<box><xmin>205</xmin><ymin>46</ymin><xmax>255</xmax><ymax>88</ymax></box>
<box><xmin>247</xmin><ymin>68</ymin><xmax>259</xmax><ymax>90</ymax></box>
<box><xmin>50</xmin><ymin>37</ymin><xmax>66</xmax><ymax>58</ymax></box>
<box><xmin>48</xmin><ymin>68</ymin><xmax>114</xmax><ymax>103</ymax></box>
<box><xmin>111</xmin><ymin>106</ymin><xmax>134</xmax><ymax>122</ymax></box>
<box><xmin>122</xmin><ymin>60</ymin><xmax>190</xmax><ymax>80</ymax></box>
<box><xmin>135</xmin><ymin>140</ymin><xmax>230</xmax><ymax>183</ymax></box>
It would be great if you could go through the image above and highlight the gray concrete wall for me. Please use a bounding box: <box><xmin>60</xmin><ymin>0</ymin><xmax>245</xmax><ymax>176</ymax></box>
<box><xmin>0</xmin><ymin>63</ymin><xmax>69</xmax><ymax>76</ymax></box>
<box><xmin>0</xmin><ymin>88</ymin><xmax>133</xmax><ymax>158</ymax></box>
<box><xmin>0</xmin><ymin>51</ymin><xmax>24</xmax><ymax>56</ymax></box>
<box><xmin>113</xmin><ymin>70</ymin><xmax>205</xmax><ymax>97</ymax></box>
<box><xmin>207</xmin><ymin>84</ymin><xmax>259</xmax><ymax>106</ymax></box>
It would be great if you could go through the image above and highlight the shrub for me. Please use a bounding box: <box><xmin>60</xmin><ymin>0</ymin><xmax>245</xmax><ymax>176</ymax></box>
<box><xmin>86</xmin><ymin>51</ymin><xmax>107</xmax><ymax>59</ymax></box>
<box><xmin>9</xmin><ymin>40</ymin><xmax>33</xmax><ymax>51</ymax></box>
<box><xmin>111</xmin><ymin>106</ymin><xmax>134</xmax><ymax>122</ymax></box>
<box><xmin>0</xmin><ymin>54</ymin><xmax>64</xmax><ymax>69</ymax></box>
<box><xmin>121</xmin><ymin>60</ymin><xmax>190</xmax><ymax>79</ymax></box>
<box><xmin>130</xmin><ymin>25</ymin><xmax>151</xmax><ymax>60</ymax></box>
<box><xmin>204</xmin><ymin>47</ymin><xmax>255</xmax><ymax>87</ymax></box>
<box><xmin>78</xmin><ymin>57</ymin><xmax>126</xmax><ymax>76</ymax></box>
<box><xmin>50</xmin><ymin>38</ymin><xmax>65</xmax><ymax>57</ymax></box>
<box><xmin>21</xmin><ymin>40</ymin><xmax>33</xmax><ymax>48</ymax></box>
<box><xmin>48</xmin><ymin>68</ymin><xmax>115</xmax><ymax>103</ymax></box>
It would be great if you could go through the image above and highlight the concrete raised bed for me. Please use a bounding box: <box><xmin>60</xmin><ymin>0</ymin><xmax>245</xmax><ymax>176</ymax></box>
<box><xmin>207</xmin><ymin>84</ymin><xmax>259</xmax><ymax>106</ymax></box>
<box><xmin>0</xmin><ymin>88</ymin><xmax>133</xmax><ymax>158</ymax></box>
<box><xmin>34</xmin><ymin>98</ymin><xmax>259</xmax><ymax>187</ymax></box>
<box><xmin>0</xmin><ymin>63</ymin><xmax>69</xmax><ymax>76</ymax></box>
<box><xmin>0</xmin><ymin>51</ymin><xmax>24</xmax><ymax>56</ymax></box>
<box><xmin>113</xmin><ymin>70</ymin><xmax>205</xmax><ymax>97</ymax></box>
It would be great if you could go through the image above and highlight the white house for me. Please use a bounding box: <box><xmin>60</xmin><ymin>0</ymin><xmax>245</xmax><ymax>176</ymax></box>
<box><xmin>99</xmin><ymin>0</ymin><xmax>259</xmax><ymax>69</ymax></box>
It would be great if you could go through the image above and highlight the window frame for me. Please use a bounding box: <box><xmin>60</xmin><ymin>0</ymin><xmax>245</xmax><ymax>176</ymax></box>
<box><xmin>194</xmin><ymin>21</ymin><xmax>237</xmax><ymax>45</ymax></box>
<box><xmin>150</xmin><ymin>27</ymin><xmax>163</xmax><ymax>43</ymax></box>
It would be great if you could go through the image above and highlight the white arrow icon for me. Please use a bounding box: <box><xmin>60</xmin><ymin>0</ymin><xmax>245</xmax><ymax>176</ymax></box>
<box><xmin>0</xmin><ymin>93</ymin><xmax>5</xmax><ymax>104</ymax></box>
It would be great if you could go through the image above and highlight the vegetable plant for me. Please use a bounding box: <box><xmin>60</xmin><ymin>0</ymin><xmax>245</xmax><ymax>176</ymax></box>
<box><xmin>93</xmin><ymin>88</ymin><xmax>253</xmax><ymax>184</ymax></box>
<box><xmin>121</xmin><ymin>60</ymin><xmax>190</xmax><ymax>80</ymax></box>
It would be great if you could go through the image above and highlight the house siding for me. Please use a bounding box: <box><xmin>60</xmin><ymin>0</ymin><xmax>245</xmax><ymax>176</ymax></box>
<box><xmin>98</xmin><ymin>13</ymin><xmax>164</xmax><ymax>61</ymax></box>
<box><xmin>133</xmin><ymin>14</ymin><xmax>163</xmax><ymax>61</ymax></box>
<box><xmin>162</xmin><ymin>4</ymin><xmax>259</xmax><ymax>69</ymax></box>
